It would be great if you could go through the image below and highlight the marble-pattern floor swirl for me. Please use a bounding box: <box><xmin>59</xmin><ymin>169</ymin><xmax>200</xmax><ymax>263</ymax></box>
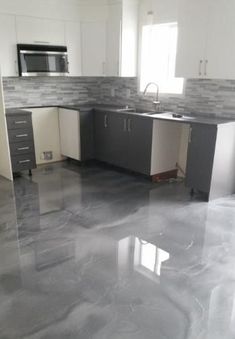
<box><xmin>0</xmin><ymin>162</ymin><xmax>235</xmax><ymax>339</ymax></box>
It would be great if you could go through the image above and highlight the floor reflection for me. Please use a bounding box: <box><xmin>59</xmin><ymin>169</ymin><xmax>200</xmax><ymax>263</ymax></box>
<box><xmin>0</xmin><ymin>162</ymin><xmax>235</xmax><ymax>338</ymax></box>
<box><xmin>118</xmin><ymin>236</ymin><xmax>170</xmax><ymax>282</ymax></box>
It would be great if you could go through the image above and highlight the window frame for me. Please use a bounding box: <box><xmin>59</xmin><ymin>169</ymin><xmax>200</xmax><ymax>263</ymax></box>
<box><xmin>137</xmin><ymin>21</ymin><xmax>185</xmax><ymax>97</ymax></box>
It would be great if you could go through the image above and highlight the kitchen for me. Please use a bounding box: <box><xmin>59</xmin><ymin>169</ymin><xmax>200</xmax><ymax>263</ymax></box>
<box><xmin>0</xmin><ymin>0</ymin><xmax>235</xmax><ymax>338</ymax></box>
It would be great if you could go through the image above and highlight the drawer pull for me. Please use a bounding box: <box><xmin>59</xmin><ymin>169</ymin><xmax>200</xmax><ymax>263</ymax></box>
<box><xmin>18</xmin><ymin>160</ymin><xmax>31</xmax><ymax>164</ymax></box>
<box><xmin>15</xmin><ymin>121</ymin><xmax>27</xmax><ymax>124</ymax></box>
<box><xmin>16</xmin><ymin>134</ymin><xmax>28</xmax><ymax>138</ymax></box>
<box><xmin>17</xmin><ymin>147</ymin><xmax>30</xmax><ymax>151</ymax></box>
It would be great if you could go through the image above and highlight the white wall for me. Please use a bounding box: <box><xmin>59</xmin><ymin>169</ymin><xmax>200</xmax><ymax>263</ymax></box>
<box><xmin>0</xmin><ymin>0</ymin><xmax>109</xmax><ymax>21</ymax></box>
<box><xmin>0</xmin><ymin>69</ymin><xmax>12</xmax><ymax>181</ymax></box>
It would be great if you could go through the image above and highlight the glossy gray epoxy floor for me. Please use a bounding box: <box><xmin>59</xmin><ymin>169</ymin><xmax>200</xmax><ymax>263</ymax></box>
<box><xmin>0</xmin><ymin>162</ymin><xmax>235</xmax><ymax>339</ymax></box>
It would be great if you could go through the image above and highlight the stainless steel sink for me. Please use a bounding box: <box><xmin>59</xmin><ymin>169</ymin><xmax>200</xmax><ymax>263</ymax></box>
<box><xmin>120</xmin><ymin>107</ymin><xmax>162</xmax><ymax>114</ymax></box>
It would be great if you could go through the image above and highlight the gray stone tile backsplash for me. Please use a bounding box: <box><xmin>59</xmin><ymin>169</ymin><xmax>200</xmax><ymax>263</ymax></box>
<box><xmin>3</xmin><ymin>76</ymin><xmax>235</xmax><ymax>117</ymax></box>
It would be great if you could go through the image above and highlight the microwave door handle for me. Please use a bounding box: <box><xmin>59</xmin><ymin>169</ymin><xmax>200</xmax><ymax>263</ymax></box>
<box><xmin>20</xmin><ymin>54</ymin><xmax>27</xmax><ymax>74</ymax></box>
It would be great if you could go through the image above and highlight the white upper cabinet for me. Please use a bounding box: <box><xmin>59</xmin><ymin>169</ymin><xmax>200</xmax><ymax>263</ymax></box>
<box><xmin>176</xmin><ymin>0</ymin><xmax>235</xmax><ymax>79</ymax></box>
<box><xmin>81</xmin><ymin>21</ymin><xmax>106</xmax><ymax>76</ymax></box>
<box><xmin>120</xmin><ymin>0</ymin><xmax>138</xmax><ymax>77</ymax></box>
<box><xmin>16</xmin><ymin>16</ymin><xmax>65</xmax><ymax>45</ymax></box>
<box><xmin>0</xmin><ymin>14</ymin><xmax>18</xmax><ymax>77</ymax></box>
<box><xmin>175</xmin><ymin>0</ymin><xmax>209</xmax><ymax>78</ymax></box>
<box><xmin>65</xmin><ymin>21</ymin><xmax>82</xmax><ymax>76</ymax></box>
<box><xmin>205</xmin><ymin>0</ymin><xmax>235</xmax><ymax>79</ymax></box>
<box><xmin>106</xmin><ymin>3</ymin><xmax>122</xmax><ymax>76</ymax></box>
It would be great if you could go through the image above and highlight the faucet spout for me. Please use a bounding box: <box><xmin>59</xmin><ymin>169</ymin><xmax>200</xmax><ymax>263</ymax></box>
<box><xmin>143</xmin><ymin>82</ymin><xmax>161</xmax><ymax>111</ymax></box>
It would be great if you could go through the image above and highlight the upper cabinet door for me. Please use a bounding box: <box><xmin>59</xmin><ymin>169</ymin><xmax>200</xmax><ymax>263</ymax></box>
<box><xmin>16</xmin><ymin>16</ymin><xmax>65</xmax><ymax>45</ymax></box>
<box><xmin>120</xmin><ymin>0</ymin><xmax>138</xmax><ymax>77</ymax></box>
<box><xmin>106</xmin><ymin>3</ymin><xmax>122</xmax><ymax>76</ymax></box>
<box><xmin>0</xmin><ymin>14</ymin><xmax>18</xmax><ymax>77</ymax></box>
<box><xmin>205</xmin><ymin>0</ymin><xmax>235</xmax><ymax>79</ymax></box>
<box><xmin>65</xmin><ymin>21</ymin><xmax>82</xmax><ymax>76</ymax></box>
<box><xmin>175</xmin><ymin>0</ymin><xmax>210</xmax><ymax>78</ymax></box>
<box><xmin>81</xmin><ymin>21</ymin><xmax>106</xmax><ymax>76</ymax></box>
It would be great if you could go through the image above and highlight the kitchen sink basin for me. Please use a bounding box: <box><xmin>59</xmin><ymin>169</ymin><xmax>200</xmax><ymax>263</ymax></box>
<box><xmin>120</xmin><ymin>107</ymin><xmax>163</xmax><ymax>114</ymax></box>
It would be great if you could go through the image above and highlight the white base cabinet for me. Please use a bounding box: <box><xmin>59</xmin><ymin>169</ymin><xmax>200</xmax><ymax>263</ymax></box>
<box><xmin>151</xmin><ymin>121</ymin><xmax>182</xmax><ymax>176</ymax></box>
<box><xmin>59</xmin><ymin>108</ymin><xmax>81</xmax><ymax>161</ymax></box>
<box><xmin>30</xmin><ymin>107</ymin><xmax>63</xmax><ymax>165</ymax></box>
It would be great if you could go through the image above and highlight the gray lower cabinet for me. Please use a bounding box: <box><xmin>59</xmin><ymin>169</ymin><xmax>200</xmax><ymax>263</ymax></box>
<box><xmin>126</xmin><ymin>114</ymin><xmax>152</xmax><ymax>175</ymax></box>
<box><xmin>94</xmin><ymin>111</ymin><xmax>113</xmax><ymax>163</ymax></box>
<box><xmin>6</xmin><ymin>110</ymin><xmax>36</xmax><ymax>175</ymax></box>
<box><xmin>186</xmin><ymin>124</ymin><xmax>217</xmax><ymax>195</ymax></box>
<box><xmin>94</xmin><ymin>111</ymin><xmax>153</xmax><ymax>175</ymax></box>
<box><xmin>185</xmin><ymin>122</ymin><xmax>235</xmax><ymax>200</ymax></box>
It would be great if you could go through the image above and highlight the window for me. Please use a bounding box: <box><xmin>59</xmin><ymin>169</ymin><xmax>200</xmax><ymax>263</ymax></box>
<box><xmin>140</xmin><ymin>22</ymin><xmax>184</xmax><ymax>95</ymax></box>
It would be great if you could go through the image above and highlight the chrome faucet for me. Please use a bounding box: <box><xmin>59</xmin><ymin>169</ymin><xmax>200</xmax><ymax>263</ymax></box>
<box><xmin>143</xmin><ymin>82</ymin><xmax>161</xmax><ymax>111</ymax></box>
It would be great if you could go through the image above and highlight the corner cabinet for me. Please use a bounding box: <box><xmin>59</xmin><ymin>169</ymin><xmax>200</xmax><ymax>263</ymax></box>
<box><xmin>176</xmin><ymin>0</ymin><xmax>235</xmax><ymax>79</ymax></box>
<box><xmin>59</xmin><ymin>108</ymin><xmax>94</xmax><ymax>162</ymax></box>
<box><xmin>185</xmin><ymin>122</ymin><xmax>235</xmax><ymax>200</ymax></box>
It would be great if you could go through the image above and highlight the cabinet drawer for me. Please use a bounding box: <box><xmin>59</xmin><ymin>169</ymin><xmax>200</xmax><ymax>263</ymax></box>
<box><xmin>8</xmin><ymin>128</ymin><xmax>33</xmax><ymax>143</ymax></box>
<box><xmin>11</xmin><ymin>153</ymin><xmax>36</xmax><ymax>172</ymax></box>
<box><xmin>10</xmin><ymin>141</ymin><xmax>35</xmax><ymax>156</ymax></box>
<box><xmin>7</xmin><ymin>115</ymin><xmax>32</xmax><ymax>130</ymax></box>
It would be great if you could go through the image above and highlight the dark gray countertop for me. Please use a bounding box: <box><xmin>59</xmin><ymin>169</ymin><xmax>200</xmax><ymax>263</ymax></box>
<box><xmin>5</xmin><ymin>104</ymin><xmax>235</xmax><ymax>126</ymax></box>
<box><xmin>5</xmin><ymin>108</ymin><xmax>32</xmax><ymax>116</ymax></box>
<box><xmin>143</xmin><ymin>111</ymin><xmax>235</xmax><ymax>125</ymax></box>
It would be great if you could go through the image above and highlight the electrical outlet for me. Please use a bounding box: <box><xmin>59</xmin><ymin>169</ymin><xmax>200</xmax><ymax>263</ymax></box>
<box><xmin>41</xmin><ymin>151</ymin><xmax>53</xmax><ymax>161</ymax></box>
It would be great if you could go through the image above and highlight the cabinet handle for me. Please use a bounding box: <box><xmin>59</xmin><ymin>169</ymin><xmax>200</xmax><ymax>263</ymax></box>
<box><xmin>104</xmin><ymin>114</ymin><xmax>108</xmax><ymax>128</ymax></box>
<box><xmin>15</xmin><ymin>120</ymin><xmax>27</xmax><ymax>124</ymax></box>
<box><xmin>123</xmin><ymin>118</ymin><xmax>127</xmax><ymax>132</ymax></box>
<box><xmin>102</xmin><ymin>62</ymin><xmax>106</xmax><ymax>75</ymax></box>
<box><xmin>16</xmin><ymin>134</ymin><xmax>28</xmax><ymax>138</ymax></box>
<box><xmin>128</xmin><ymin>119</ymin><xmax>131</xmax><ymax>132</ymax></box>
<box><xmin>204</xmin><ymin>60</ymin><xmax>208</xmax><ymax>76</ymax></box>
<box><xmin>34</xmin><ymin>41</ymin><xmax>50</xmax><ymax>44</ymax></box>
<box><xmin>17</xmin><ymin>147</ymin><xmax>30</xmax><ymax>151</ymax></box>
<box><xmin>199</xmin><ymin>60</ymin><xmax>203</xmax><ymax>76</ymax></box>
<box><xmin>15</xmin><ymin>60</ymin><xmax>18</xmax><ymax>75</ymax></box>
<box><xmin>188</xmin><ymin>127</ymin><xmax>192</xmax><ymax>143</ymax></box>
<box><xmin>19</xmin><ymin>160</ymin><xmax>31</xmax><ymax>164</ymax></box>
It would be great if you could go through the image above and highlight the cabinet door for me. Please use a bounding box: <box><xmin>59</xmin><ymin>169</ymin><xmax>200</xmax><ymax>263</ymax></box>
<box><xmin>0</xmin><ymin>14</ymin><xmax>18</xmax><ymax>77</ymax></box>
<box><xmin>205</xmin><ymin>0</ymin><xmax>235</xmax><ymax>79</ymax></box>
<box><xmin>127</xmin><ymin>116</ymin><xmax>153</xmax><ymax>175</ymax></box>
<box><xmin>175</xmin><ymin>0</ymin><xmax>209</xmax><ymax>78</ymax></box>
<box><xmin>106</xmin><ymin>4</ymin><xmax>121</xmax><ymax>76</ymax></box>
<box><xmin>59</xmin><ymin>109</ymin><xmax>80</xmax><ymax>161</ymax></box>
<box><xmin>16</xmin><ymin>16</ymin><xmax>65</xmax><ymax>45</ymax></box>
<box><xmin>65</xmin><ymin>21</ymin><xmax>82</xmax><ymax>76</ymax></box>
<box><xmin>185</xmin><ymin>124</ymin><xmax>217</xmax><ymax>194</ymax></box>
<box><xmin>108</xmin><ymin>112</ymin><xmax>128</xmax><ymax>168</ymax></box>
<box><xmin>81</xmin><ymin>21</ymin><xmax>106</xmax><ymax>76</ymax></box>
<box><xmin>94</xmin><ymin>111</ymin><xmax>111</xmax><ymax>162</ymax></box>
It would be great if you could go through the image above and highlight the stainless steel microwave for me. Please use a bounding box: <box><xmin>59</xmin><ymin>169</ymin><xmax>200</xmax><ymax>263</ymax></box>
<box><xmin>17</xmin><ymin>44</ymin><xmax>69</xmax><ymax>77</ymax></box>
